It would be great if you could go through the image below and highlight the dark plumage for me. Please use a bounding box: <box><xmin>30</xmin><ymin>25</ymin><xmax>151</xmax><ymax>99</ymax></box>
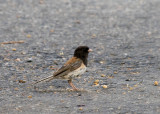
<box><xmin>74</xmin><ymin>46</ymin><xmax>90</xmax><ymax>66</ymax></box>
<box><xmin>32</xmin><ymin>46</ymin><xmax>92</xmax><ymax>91</ymax></box>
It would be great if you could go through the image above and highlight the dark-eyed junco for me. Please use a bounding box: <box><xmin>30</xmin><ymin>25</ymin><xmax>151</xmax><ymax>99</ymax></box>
<box><xmin>32</xmin><ymin>46</ymin><xmax>92</xmax><ymax>91</ymax></box>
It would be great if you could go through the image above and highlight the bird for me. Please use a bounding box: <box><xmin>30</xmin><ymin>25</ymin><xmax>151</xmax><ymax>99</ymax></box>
<box><xmin>32</xmin><ymin>46</ymin><xmax>92</xmax><ymax>91</ymax></box>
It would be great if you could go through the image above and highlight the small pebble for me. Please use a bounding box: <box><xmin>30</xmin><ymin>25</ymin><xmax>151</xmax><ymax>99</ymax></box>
<box><xmin>27</xmin><ymin>58</ymin><xmax>32</xmax><ymax>62</ymax></box>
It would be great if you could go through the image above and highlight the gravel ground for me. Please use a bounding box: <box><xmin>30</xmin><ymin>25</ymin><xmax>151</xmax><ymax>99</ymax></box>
<box><xmin>0</xmin><ymin>0</ymin><xmax>160</xmax><ymax>114</ymax></box>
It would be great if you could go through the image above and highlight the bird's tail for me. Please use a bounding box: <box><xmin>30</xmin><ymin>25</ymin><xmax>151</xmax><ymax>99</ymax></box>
<box><xmin>31</xmin><ymin>75</ymin><xmax>54</xmax><ymax>85</ymax></box>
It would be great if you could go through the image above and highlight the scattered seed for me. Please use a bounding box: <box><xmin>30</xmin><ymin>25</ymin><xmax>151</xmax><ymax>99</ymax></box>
<box><xmin>101</xmin><ymin>74</ymin><xmax>105</xmax><ymax>77</ymax></box>
<box><xmin>114</xmin><ymin>71</ymin><xmax>118</xmax><ymax>74</ymax></box>
<box><xmin>19</xmin><ymin>80</ymin><xmax>26</xmax><ymax>83</ymax></box>
<box><xmin>131</xmin><ymin>72</ymin><xmax>140</xmax><ymax>75</ymax></box>
<box><xmin>99</xmin><ymin>61</ymin><xmax>105</xmax><ymax>64</ymax></box>
<box><xmin>49</xmin><ymin>86</ymin><xmax>54</xmax><ymax>89</ymax></box>
<box><xmin>26</xmin><ymin>34</ymin><xmax>31</xmax><ymax>38</ymax></box>
<box><xmin>94</xmin><ymin>83</ymin><xmax>99</xmax><ymax>86</ymax></box>
<box><xmin>94</xmin><ymin>80</ymin><xmax>99</xmax><ymax>84</ymax></box>
<box><xmin>134</xmin><ymin>84</ymin><xmax>138</xmax><ymax>87</ymax></box>
<box><xmin>14</xmin><ymin>87</ymin><xmax>19</xmax><ymax>91</ymax></box>
<box><xmin>107</xmin><ymin>76</ymin><xmax>114</xmax><ymax>79</ymax></box>
<box><xmin>50</xmin><ymin>29</ymin><xmax>54</xmax><ymax>33</ymax></box>
<box><xmin>102</xmin><ymin>85</ymin><xmax>108</xmax><ymax>89</ymax></box>
<box><xmin>154</xmin><ymin>81</ymin><xmax>158</xmax><ymax>86</ymax></box>
<box><xmin>21</xmin><ymin>52</ymin><xmax>26</xmax><ymax>55</ymax></box>
<box><xmin>28</xmin><ymin>95</ymin><xmax>32</xmax><ymax>98</ymax></box>
<box><xmin>91</xmin><ymin>34</ymin><xmax>96</xmax><ymax>38</ymax></box>
<box><xmin>27</xmin><ymin>86</ymin><xmax>31</xmax><ymax>89</ymax></box>
<box><xmin>129</xmin><ymin>87</ymin><xmax>133</xmax><ymax>90</ymax></box>
<box><xmin>15</xmin><ymin>58</ymin><xmax>21</xmax><ymax>61</ymax></box>
<box><xmin>59</xmin><ymin>52</ymin><xmax>64</xmax><ymax>55</ymax></box>
<box><xmin>12</xmin><ymin>48</ymin><xmax>16</xmax><ymax>51</ymax></box>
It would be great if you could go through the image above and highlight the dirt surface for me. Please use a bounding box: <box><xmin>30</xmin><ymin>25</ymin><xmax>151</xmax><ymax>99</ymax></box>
<box><xmin>0</xmin><ymin>0</ymin><xmax>160</xmax><ymax>114</ymax></box>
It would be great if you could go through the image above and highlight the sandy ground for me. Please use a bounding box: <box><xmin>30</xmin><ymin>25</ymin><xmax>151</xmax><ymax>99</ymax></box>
<box><xmin>0</xmin><ymin>0</ymin><xmax>160</xmax><ymax>113</ymax></box>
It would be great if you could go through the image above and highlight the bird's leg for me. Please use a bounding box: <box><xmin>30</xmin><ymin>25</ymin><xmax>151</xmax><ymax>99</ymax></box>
<box><xmin>68</xmin><ymin>80</ymin><xmax>79</xmax><ymax>91</ymax></box>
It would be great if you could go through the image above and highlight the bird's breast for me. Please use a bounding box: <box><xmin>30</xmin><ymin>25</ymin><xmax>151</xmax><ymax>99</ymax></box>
<box><xmin>65</xmin><ymin>65</ymin><xmax>87</xmax><ymax>79</ymax></box>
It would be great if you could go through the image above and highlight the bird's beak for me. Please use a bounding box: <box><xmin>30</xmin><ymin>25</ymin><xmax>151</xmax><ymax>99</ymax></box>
<box><xmin>88</xmin><ymin>49</ymin><xmax>93</xmax><ymax>52</ymax></box>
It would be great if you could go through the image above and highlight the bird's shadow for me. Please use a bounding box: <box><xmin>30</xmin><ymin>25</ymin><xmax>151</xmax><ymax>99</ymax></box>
<box><xmin>28</xmin><ymin>86</ymin><xmax>90</xmax><ymax>93</ymax></box>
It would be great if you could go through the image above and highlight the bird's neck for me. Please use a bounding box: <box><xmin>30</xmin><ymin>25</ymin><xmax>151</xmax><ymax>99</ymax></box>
<box><xmin>74</xmin><ymin>55</ymin><xmax>88</xmax><ymax>66</ymax></box>
<box><xmin>81</xmin><ymin>57</ymin><xmax>87</xmax><ymax>66</ymax></box>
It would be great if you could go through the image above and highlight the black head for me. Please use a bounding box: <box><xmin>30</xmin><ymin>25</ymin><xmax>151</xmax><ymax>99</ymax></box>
<box><xmin>74</xmin><ymin>46</ymin><xmax>92</xmax><ymax>66</ymax></box>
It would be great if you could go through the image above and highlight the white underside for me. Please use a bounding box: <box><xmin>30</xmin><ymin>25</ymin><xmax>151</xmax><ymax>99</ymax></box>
<box><xmin>64</xmin><ymin>66</ymin><xmax>87</xmax><ymax>79</ymax></box>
